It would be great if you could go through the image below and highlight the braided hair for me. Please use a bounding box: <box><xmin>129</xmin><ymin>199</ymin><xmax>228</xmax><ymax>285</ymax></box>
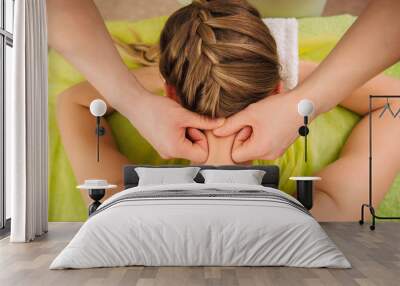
<box><xmin>122</xmin><ymin>0</ymin><xmax>281</xmax><ymax>118</ymax></box>
<box><xmin>159</xmin><ymin>0</ymin><xmax>281</xmax><ymax>118</ymax></box>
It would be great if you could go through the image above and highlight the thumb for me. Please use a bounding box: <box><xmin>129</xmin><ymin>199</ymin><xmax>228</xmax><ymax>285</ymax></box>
<box><xmin>183</xmin><ymin>111</ymin><xmax>225</xmax><ymax>130</ymax></box>
<box><xmin>177</xmin><ymin>137</ymin><xmax>209</xmax><ymax>163</ymax></box>
<box><xmin>231</xmin><ymin>134</ymin><xmax>258</xmax><ymax>163</ymax></box>
<box><xmin>187</xmin><ymin>128</ymin><xmax>208</xmax><ymax>154</ymax></box>
<box><xmin>235</xmin><ymin>126</ymin><xmax>252</xmax><ymax>142</ymax></box>
<box><xmin>213</xmin><ymin>112</ymin><xmax>249</xmax><ymax>137</ymax></box>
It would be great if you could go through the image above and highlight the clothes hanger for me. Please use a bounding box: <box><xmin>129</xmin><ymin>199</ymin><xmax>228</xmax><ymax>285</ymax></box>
<box><xmin>394</xmin><ymin>104</ymin><xmax>400</xmax><ymax>118</ymax></box>
<box><xmin>379</xmin><ymin>97</ymin><xmax>397</xmax><ymax>118</ymax></box>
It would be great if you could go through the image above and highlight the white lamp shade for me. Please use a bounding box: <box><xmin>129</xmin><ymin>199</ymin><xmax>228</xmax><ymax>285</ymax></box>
<box><xmin>90</xmin><ymin>99</ymin><xmax>107</xmax><ymax>117</ymax></box>
<box><xmin>298</xmin><ymin>99</ymin><xmax>314</xmax><ymax>117</ymax></box>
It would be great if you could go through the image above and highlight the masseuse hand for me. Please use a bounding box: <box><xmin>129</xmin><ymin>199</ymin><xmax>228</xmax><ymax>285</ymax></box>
<box><xmin>48</xmin><ymin>0</ymin><xmax>223</xmax><ymax>163</ymax></box>
<box><xmin>214</xmin><ymin>92</ymin><xmax>303</xmax><ymax>162</ymax></box>
<box><xmin>49</xmin><ymin>0</ymin><xmax>400</xmax><ymax>163</ymax></box>
<box><xmin>126</xmin><ymin>91</ymin><xmax>224</xmax><ymax>163</ymax></box>
<box><xmin>216</xmin><ymin>0</ymin><xmax>400</xmax><ymax>163</ymax></box>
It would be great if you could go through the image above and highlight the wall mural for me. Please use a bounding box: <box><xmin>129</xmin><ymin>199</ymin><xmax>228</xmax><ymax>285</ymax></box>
<box><xmin>48</xmin><ymin>2</ymin><xmax>400</xmax><ymax>222</ymax></box>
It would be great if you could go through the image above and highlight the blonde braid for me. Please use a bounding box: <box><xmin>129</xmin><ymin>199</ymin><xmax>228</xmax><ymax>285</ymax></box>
<box><xmin>160</xmin><ymin>0</ymin><xmax>281</xmax><ymax>118</ymax></box>
<box><xmin>113</xmin><ymin>36</ymin><xmax>159</xmax><ymax>66</ymax></box>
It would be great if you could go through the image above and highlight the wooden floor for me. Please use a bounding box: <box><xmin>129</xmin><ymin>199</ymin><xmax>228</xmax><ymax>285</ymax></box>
<box><xmin>0</xmin><ymin>222</ymin><xmax>399</xmax><ymax>286</ymax></box>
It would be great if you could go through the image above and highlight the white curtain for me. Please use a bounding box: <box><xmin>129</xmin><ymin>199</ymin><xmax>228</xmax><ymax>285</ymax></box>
<box><xmin>8</xmin><ymin>0</ymin><xmax>48</xmax><ymax>242</ymax></box>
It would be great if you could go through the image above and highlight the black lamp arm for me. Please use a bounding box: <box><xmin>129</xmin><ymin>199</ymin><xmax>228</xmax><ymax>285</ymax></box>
<box><xmin>95</xmin><ymin>117</ymin><xmax>106</xmax><ymax>162</ymax></box>
<box><xmin>298</xmin><ymin>116</ymin><xmax>310</xmax><ymax>162</ymax></box>
<box><xmin>95</xmin><ymin>117</ymin><xmax>106</xmax><ymax>136</ymax></box>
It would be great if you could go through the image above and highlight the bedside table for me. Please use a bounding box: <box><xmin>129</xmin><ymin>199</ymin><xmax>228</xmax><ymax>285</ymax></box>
<box><xmin>289</xmin><ymin>177</ymin><xmax>321</xmax><ymax>210</ymax></box>
<box><xmin>77</xmin><ymin>180</ymin><xmax>117</xmax><ymax>215</ymax></box>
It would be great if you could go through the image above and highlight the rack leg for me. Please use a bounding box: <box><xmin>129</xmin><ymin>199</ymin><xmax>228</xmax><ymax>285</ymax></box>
<box><xmin>359</xmin><ymin>204</ymin><xmax>377</xmax><ymax>230</ymax></box>
<box><xmin>359</xmin><ymin>204</ymin><xmax>366</xmax><ymax>225</ymax></box>
<box><xmin>370</xmin><ymin>207</ymin><xmax>376</xmax><ymax>231</ymax></box>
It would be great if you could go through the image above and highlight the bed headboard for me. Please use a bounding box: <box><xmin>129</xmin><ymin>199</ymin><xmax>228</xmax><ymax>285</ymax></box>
<box><xmin>123</xmin><ymin>165</ymin><xmax>280</xmax><ymax>189</ymax></box>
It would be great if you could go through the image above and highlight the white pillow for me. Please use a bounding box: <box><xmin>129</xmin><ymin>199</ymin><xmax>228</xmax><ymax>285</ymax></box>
<box><xmin>135</xmin><ymin>167</ymin><xmax>200</xmax><ymax>186</ymax></box>
<box><xmin>200</xmin><ymin>169</ymin><xmax>266</xmax><ymax>185</ymax></box>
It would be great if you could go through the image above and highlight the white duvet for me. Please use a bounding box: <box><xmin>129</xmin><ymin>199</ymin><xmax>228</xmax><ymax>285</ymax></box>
<box><xmin>50</xmin><ymin>183</ymin><xmax>350</xmax><ymax>269</ymax></box>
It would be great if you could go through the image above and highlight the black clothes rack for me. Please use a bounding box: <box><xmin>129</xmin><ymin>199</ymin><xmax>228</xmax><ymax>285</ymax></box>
<box><xmin>359</xmin><ymin>95</ymin><xmax>400</xmax><ymax>230</ymax></box>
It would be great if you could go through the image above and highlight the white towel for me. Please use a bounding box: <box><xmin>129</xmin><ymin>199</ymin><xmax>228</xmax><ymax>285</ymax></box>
<box><xmin>263</xmin><ymin>18</ymin><xmax>299</xmax><ymax>90</ymax></box>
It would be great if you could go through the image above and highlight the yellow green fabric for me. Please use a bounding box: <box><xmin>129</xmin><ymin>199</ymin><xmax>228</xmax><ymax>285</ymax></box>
<box><xmin>48</xmin><ymin>15</ymin><xmax>400</xmax><ymax>221</ymax></box>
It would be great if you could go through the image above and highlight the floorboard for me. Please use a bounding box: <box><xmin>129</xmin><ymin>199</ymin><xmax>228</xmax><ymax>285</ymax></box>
<box><xmin>0</xmin><ymin>222</ymin><xmax>399</xmax><ymax>286</ymax></box>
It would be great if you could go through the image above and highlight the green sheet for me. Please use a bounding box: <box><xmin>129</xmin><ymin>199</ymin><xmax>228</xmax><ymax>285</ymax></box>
<box><xmin>48</xmin><ymin>15</ymin><xmax>400</xmax><ymax>221</ymax></box>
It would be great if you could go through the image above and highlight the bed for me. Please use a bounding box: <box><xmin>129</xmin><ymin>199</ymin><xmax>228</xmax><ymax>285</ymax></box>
<box><xmin>50</xmin><ymin>165</ymin><xmax>350</xmax><ymax>269</ymax></box>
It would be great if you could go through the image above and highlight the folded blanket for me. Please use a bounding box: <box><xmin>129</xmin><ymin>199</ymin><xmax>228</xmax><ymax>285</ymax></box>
<box><xmin>263</xmin><ymin>18</ymin><xmax>298</xmax><ymax>90</ymax></box>
<box><xmin>92</xmin><ymin>189</ymin><xmax>311</xmax><ymax>217</ymax></box>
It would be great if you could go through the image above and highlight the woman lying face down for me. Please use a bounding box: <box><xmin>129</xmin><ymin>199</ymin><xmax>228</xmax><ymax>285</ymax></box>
<box><xmin>158</xmin><ymin>0</ymin><xmax>282</xmax><ymax>165</ymax></box>
<box><xmin>56</xmin><ymin>0</ymin><xmax>283</xmax><ymax>207</ymax></box>
<box><xmin>56</xmin><ymin>0</ymin><xmax>400</xmax><ymax>221</ymax></box>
